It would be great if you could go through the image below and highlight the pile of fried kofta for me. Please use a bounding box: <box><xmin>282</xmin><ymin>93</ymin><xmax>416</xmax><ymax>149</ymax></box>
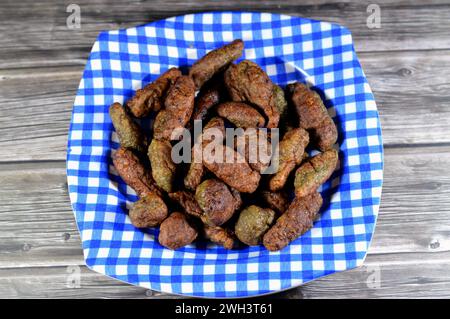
<box><xmin>110</xmin><ymin>39</ymin><xmax>338</xmax><ymax>251</ymax></box>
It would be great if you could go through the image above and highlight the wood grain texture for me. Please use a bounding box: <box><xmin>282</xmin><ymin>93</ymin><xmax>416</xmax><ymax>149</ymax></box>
<box><xmin>2</xmin><ymin>252</ymin><xmax>450</xmax><ymax>299</ymax></box>
<box><xmin>0</xmin><ymin>266</ymin><xmax>174</xmax><ymax>299</ymax></box>
<box><xmin>0</xmin><ymin>0</ymin><xmax>450</xmax><ymax>72</ymax></box>
<box><xmin>360</xmin><ymin>50</ymin><xmax>450</xmax><ymax>146</ymax></box>
<box><xmin>0</xmin><ymin>66</ymin><xmax>80</xmax><ymax>161</ymax></box>
<box><xmin>2</xmin><ymin>50</ymin><xmax>450</xmax><ymax>161</ymax></box>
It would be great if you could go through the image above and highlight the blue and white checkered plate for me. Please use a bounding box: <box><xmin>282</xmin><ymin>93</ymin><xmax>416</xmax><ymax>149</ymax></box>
<box><xmin>67</xmin><ymin>12</ymin><xmax>384</xmax><ymax>298</ymax></box>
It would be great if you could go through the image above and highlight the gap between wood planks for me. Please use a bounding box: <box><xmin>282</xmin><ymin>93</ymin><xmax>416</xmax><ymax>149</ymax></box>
<box><xmin>1</xmin><ymin>49</ymin><xmax>450</xmax><ymax>162</ymax></box>
<box><xmin>2</xmin><ymin>252</ymin><xmax>450</xmax><ymax>299</ymax></box>
<box><xmin>1</xmin><ymin>0</ymin><xmax>450</xmax><ymax>57</ymax></box>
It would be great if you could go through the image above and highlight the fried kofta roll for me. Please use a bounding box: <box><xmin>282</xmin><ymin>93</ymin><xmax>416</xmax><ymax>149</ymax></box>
<box><xmin>199</xmin><ymin>117</ymin><xmax>260</xmax><ymax>193</ymax></box>
<box><xmin>313</xmin><ymin>116</ymin><xmax>338</xmax><ymax>152</ymax></box>
<box><xmin>294</xmin><ymin>149</ymin><xmax>338</xmax><ymax>197</ymax></box>
<box><xmin>204</xmin><ymin>225</ymin><xmax>235</xmax><ymax>250</ymax></box>
<box><xmin>273</xmin><ymin>84</ymin><xmax>295</xmax><ymax>133</ymax></box>
<box><xmin>225</xmin><ymin>60</ymin><xmax>280</xmax><ymax>128</ymax></box>
<box><xmin>235</xmin><ymin>205</ymin><xmax>276</xmax><ymax>246</ymax></box>
<box><xmin>153</xmin><ymin>76</ymin><xmax>195</xmax><ymax>140</ymax></box>
<box><xmin>216</xmin><ymin>102</ymin><xmax>265</xmax><ymax>128</ymax></box>
<box><xmin>272</xmin><ymin>84</ymin><xmax>288</xmax><ymax>122</ymax></box>
<box><xmin>184</xmin><ymin>117</ymin><xmax>226</xmax><ymax>191</ymax></box>
<box><xmin>152</xmin><ymin>110</ymin><xmax>185</xmax><ymax>141</ymax></box>
<box><xmin>129</xmin><ymin>193</ymin><xmax>168</xmax><ymax>228</ymax></box>
<box><xmin>263</xmin><ymin>192</ymin><xmax>322</xmax><ymax>251</ymax></box>
<box><xmin>148</xmin><ymin>139</ymin><xmax>176</xmax><ymax>193</ymax></box>
<box><xmin>260</xmin><ymin>190</ymin><xmax>290</xmax><ymax>215</ymax></box>
<box><xmin>192</xmin><ymin>77</ymin><xmax>223</xmax><ymax>122</ymax></box>
<box><xmin>168</xmin><ymin>191</ymin><xmax>203</xmax><ymax>218</ymax></box>
<box><xmin>202</xmin><ymin>144</ymin><xmax>261</xmax><ymax>193</ymax></box>
<box><xmin>127</xmin><ymin>67</ymin><xmax>181</xmax><ymax>117</ymax></box>
<box><xmin>189</xmin><ymin>39</ymin><xmax>244</xmax><ymax>90</ymax></box>
<box><xmin>230</xmin><ymin>187</ymin><xmax>243</xmax><ymax>211</ymax></box>
<box><xmin>290</xmin><ymin>82</ymin><xmax>338</xmax><ymax>151</ymax></box>
<box><xmin>112</xmin><ymin>147</ymin><xmax>162</xmax><ymax>198</ymax></box>
<box><xmin>158</xmin><ymin>212</ymin><xmax>198</xmax><ymax>250</ymax></box>
<box><xmin>109</xmin><ymin>102</ymin><xmax>148</xmax><ymax>154</ymax></box>
<box><xmin>269</xmin><ymin>128</ymin><xmax>309</xmax><ymax>191</ymax></box>
<box><xmin>195</xmin><ymin>179</ymin><xmax>240</xmax><ymax>226</ymax></box>
<box><xmin>184</xmin><ymin>155</ymin><xmax>205</xmax><ymax>192</ymax></box>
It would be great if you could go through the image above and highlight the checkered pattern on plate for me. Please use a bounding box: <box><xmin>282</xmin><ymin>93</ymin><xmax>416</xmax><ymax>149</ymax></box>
<box><xmin>67</xmin><ymin>12</ymin><xmax>384</xmax><ymax>298</ymax></box>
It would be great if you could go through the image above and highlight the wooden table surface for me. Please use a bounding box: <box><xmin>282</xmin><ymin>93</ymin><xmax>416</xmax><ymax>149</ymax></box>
<box><xmin>1</xmin><ymin>0</ymin><xmax>450</xmax><ymax>299</ymax></box>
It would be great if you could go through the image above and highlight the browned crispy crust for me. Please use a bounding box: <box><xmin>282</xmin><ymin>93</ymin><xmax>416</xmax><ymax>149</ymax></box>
<box><xmin>290</xmin><ymin>82</ymin><xmax>337</xmax><ymax>150</ymax></box>
<box><xmin>195</xmin><ymin>179</ymin><xmax>237</xmax><ymax>226</ymax></box>
<box><xmin>202</xmin><ymin>144</ymin><xmax>260</xmax><ymax>193</ymax></box>
<box><xmin>235</xmin><ymin>128</ymin><xmax>272</xmax><ymax>173</ymax></box>
<box><xmin>261</xmin><ymin>190</ymin><xmax>289</xmax><ymax>215</ymax></box>
<box><xmin>263</xmin><ymin>192</ymin><xmax>323</xmax><ymax>251</ymax></box>
<box><xmin>199</xmin><ymin>117</ymin><xmax>260</xmax><ymax>193</ymax></box>
<box><xmin>129</xmin><ymin>193</ymin><xmax>168</xmax><ymax>228</ymax></box>
<box><xmin>158</xmin><ymin>212</ymin><xmax>198</xmax><ymax>250</ymax></box>
<box><xmin>314</xmin><ymin>116</ymin><xmax>338</xmax><ymax>151</ymax></box>
<box><xmin>184</xmin><ymin>160</ymin><xmax>204</xmax><ymax>191</ymax></box>
<box><xmin>204</xmin><ymin>225</ymin><xmax>235</xmax><ymax>250</ymax></box>
<box><xmin>127</xmin><ymin>67</ymin><xmax>181</xmax><ymax>117</ymax></box>
<box><xmin>235</xmin><ymin>205</ymin><xmax>276</xmax><ymax>246</ymax></box>
<box><xmin>152</xmin><ymin>110</ymin><xmax>184</xmax><ymax>141</ymax></box>
<box><xmin>269</xmin><ymin>128</ymin><xmax>309</xmax><ymax>191</ymax></box>
<box><xmin>148</xmin><ymin>139</ymin><xmax>176</xmax><ymax>193</ymax></box>
<box><xmin>189</xmin><ymin>39</ymin><xmax>244</xmax><ymax>90</ymax></box>
<box><xmin>273</xmin><ymin>84</ymin><xmax>288</xmax><ymax>123</ymax></box>
<box><xmin>107</xmin><ymin>40</ymin><xmax>342</xmax><ymax>251</ymax></box>
<box><xmin>169</xmin><ymin>191</ymin><xmax>203</xmax><ymax>218</ymax></box>
<box><xmin>109</xmin><ymin>102</ymin><xmax>148</xmax><ymax>154</ymax></box>
<box><xmin>184</xmin><ymin>117</ymin><xmax>226</xmax><ymax>190</ymax></box>
<box><xmin>294</xmin><ymin>149</ymin><xmax>338</xmax><ymax>197</ymax></box>
<box><xmin>202</xmin><ymin>116</ymin><xmax>227</xmax><ymax>139</ymax></box>
<box><xmin>216</xmin><ymin>102</ymin><xmax>265</xmax><ymax>128</ymax></box>
<box><xmin>153</xmin><ymin>76</ymin><xmax>195</xmax><ymax>140</ymax></box>
<box><xmin>164</xmin><ymin>75</ymin><xmax>196</xmax><ymax>113</ymax></box>
<box><xmin>230</xmin><ymin>188</ymin><xmax>243</xmax><ymax>211</ymax></box>
<box><xmin>225</xmin><ymin>60</ymin><xmax>280</xmax><ymax>128</ymax></box>
<box><xmin>192</xmin><ymin>81</ymin><xmax>222</xmax><ymax>122</ymax></box>
<box><xmin>112</xmin><ymin>147</ymin><xmax>162</xmax><ymax>198</ymax></box>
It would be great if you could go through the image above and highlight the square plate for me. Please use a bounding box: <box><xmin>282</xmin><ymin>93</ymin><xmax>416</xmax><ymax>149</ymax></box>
<box><xmin>67</xmin><ymin>11</ymin><xmax>384</xmax><ymax>298</ymax></box>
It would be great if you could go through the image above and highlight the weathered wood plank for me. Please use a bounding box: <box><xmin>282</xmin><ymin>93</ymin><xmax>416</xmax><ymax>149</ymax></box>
<box><xmin>360</xmin><ymin>50</ymin><xmax>450</xmax><ymax>146</ymax></box>
<box><xmin>0</xmin><ymin>265</ymin><xmax>174</xmax><ymax>299</ymax></box>
<box><xmin>2</xmin><ymin>252</ymin><xmax>450</xmax><ymax>298</ymax></box>
<box><xmin>0</xmin><ymin>162</ymin><xmax>84</xmax><ymax>267</ymax></box>
<box><xmin>281</xmin><ymin>252</ymin><xmax>450</xmax><ymax>299</ymax></box>
<box><xmin>1</xmin><ymin>0</ymin><xmax>450</xmax><ymax>299</ymax></box>
<box><xmin>1</xmin><ymin>50</ymin><xmax>450</xmax><ymax>161</ymax></box>
<box><xmin>0</xmin><ymin>66</ymin><xmax>81</xmax><ymax>161</ymax></box>
<box><xmin>369</xmin><ymin>145</ymin><xmax>450</xmax><ymax>254</ymax></box>
<box><xmin>0</xmin><ymin>0</ymin><xmax>449</xmax><ymax>71</ymax></box>
<box><xmin>0</xmin><ymin>145</ymin><xmax>449</xmax><ymax>268</ymax></box>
